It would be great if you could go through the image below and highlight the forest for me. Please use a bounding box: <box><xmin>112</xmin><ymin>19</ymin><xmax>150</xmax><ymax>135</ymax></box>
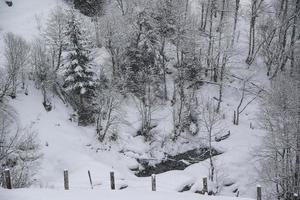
<box><xmin>0</xmin><ymin>0</ymin><xmax>299</xmax><ymax>199</ymax></box>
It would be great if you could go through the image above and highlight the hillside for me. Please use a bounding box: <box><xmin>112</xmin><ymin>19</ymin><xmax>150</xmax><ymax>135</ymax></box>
<box><xmin>1</xmin><ymin>0</ymin><xmax>299</xmax><ymax>200</ymax></box>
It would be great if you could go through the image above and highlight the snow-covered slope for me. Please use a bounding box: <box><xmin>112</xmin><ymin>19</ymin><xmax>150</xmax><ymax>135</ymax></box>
<box><xmin>1</xmin><ymin>188</ymin><xmax>255</xmax><ymax>200</ymax></box>
<box><xmin>0</xmin><ymin>0</ymin><xmax>266</xmax><ymax>199</ymax></box>
<box><xmin>0</xmin><ymin>82</ymin><xmax>259</xmax><ymax>199</ymax></box>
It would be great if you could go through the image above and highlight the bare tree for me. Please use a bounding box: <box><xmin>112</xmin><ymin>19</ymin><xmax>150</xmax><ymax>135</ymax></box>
<box><xmin>199</xmin><ymin>99</ymin><xmax>223</xmax><ymax>181</ymax></box>
<box><xmin>257</xmin><ymin>73</ymin><xmax>300</xmax><ymax>198</ymax></box>
<box><xmin>290</xmin><ymin>0</ymin><xmax>300</xmax><ymax>75</ymax></box>
<box><xmin>216</xmin><ymin>54</ymin><xmax>228</xmax><ymax>113</ymax></box>
<box><xmin>0</xmin><ymin>102</ymin><xmax>41</xmax><ymax>188</ymax></box>
<box><xmin>231</xmin><ymin>0</ymin><xmax>240</xmax><ymax>45</ymax></box>
<box><xmin>98</xmin><ymin>12</ymin><xmax>129</xmax><ymax>78</ymax></box>
<box><xmin>245</xmin><ymin>0</ymin><xmax>264</xmax><ymax>65</ymax></box>
<box><xmin>232</xmin><ymin>76</ymin><xmax>263</xmax><ymax>125</ymax></box>
<box><xmin>31</xmin><ymin>39</ymin><xmax>55</xmax><ymax>111</ymax></box>
<box><xmin>114</xmin><ymin>0</ymin><xmax>135</xmax><ymax>16</ymax></box>
<box><xmin>215</xmin><ymin>0</ymin><xmax>233</xmax><ymax>113</ymax></box>
<box><xmin>4</xmin><ymin>33</ymin><xmax>30</xmax><ymax>98</ymax></box>
<box><xmin>206</xmin><ymin>0</ymin><xmax>216</xmax><ymax>81</ymax></box>
<box><xmin>44</xmin><ymin>6</ymin><xmax>67</xmax><ymax>72</ymax></box>
<box><xmin>95</xmin><ymin>73</ymin><xmax>121</xmax><ymax>142</ymax></box>
<box><xmin>0</xmin><ymin>69</ymin><xmax>13</xmax><ymax>101</ymax></box>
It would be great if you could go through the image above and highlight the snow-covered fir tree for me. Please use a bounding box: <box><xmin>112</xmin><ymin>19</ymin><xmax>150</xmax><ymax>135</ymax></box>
<box><xmin>63</xmin><ymin>10</ymin><xmax>97</xmax><ymax>126</ymax></box>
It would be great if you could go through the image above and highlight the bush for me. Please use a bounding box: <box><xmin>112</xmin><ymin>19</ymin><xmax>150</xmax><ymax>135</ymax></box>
<box><xmin>0</xmin><ymin>102</ymin><xmax>41</xmax><ymax>188</ymax></box>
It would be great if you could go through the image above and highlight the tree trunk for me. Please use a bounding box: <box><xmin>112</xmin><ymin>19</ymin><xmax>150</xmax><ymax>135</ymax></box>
<box><xmin>56</xmin><ymin>44</ymin><xmax>62</xmax><ymax>71</ymax></box>
<box><xmin>209</xmin><ymin>128</ymin><xmax>214</xmax><ymax>181</ymax></box>
<box><xmin>203</xmin><ymin>0</ymin><xmax>211</xmax><ymax>30</ymax></box>
<box><xmin>101</xmin><ymin>98</ymin><xmax>113</xmax><ymax>142</ymax></box>
<box><xmin>94</xmin><ymin>16</ymin><xmax>101</xmax><ymax>48</ymax></box>
<box><xmin>232</xmin><ymin>0</ymin><xmax>240</xmax><ymax>45</ymax></box>
<box><xmin>246</xmin><ymin>0</ymin><xmax>260</xmax><ymax>65</ymax></box>
<box><xmin>290</xmin><ymin>0</ymin><xmax>299</xmax><ymax>75</ymax></box>
<box><xmin>207</xmin><ymin>0</ymin><xmax>214</xmax><ymax>81</ymax></box>
<box><xmin>215</xmin><ymin>0</ymin><xmax>226</xmax><ymax>83</ymax></box>
<box><xmin>216</xmin><ymin>55</ymin><xmax>227</xmax><ymax>113</ymax></box>
<box><xmin>160</xmin><ymin>37</ymin><xmax>168</xmax><ymax>101</ymax></box>
<box><xmin>294</xmin><ymin>110</ymin><xmax>300</xmax><ymax>195</ymax></box>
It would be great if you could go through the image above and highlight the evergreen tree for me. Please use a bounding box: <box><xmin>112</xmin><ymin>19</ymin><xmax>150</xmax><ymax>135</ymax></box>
<box><xmin>73</xmin><ymin>0</ymin><xmax>106</xmax><ymax>17</ymax></box>
<box><xmin>64</xmin><ymin>10</ymin><xmax>97</xmax><ymax>126</ymax></box>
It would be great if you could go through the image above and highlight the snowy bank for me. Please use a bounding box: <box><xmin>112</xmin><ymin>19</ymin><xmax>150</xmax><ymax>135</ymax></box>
<box><xmin>0</xmin><ymin>188</ymin><xmax>255</xmax><ymax>200</ymax></box>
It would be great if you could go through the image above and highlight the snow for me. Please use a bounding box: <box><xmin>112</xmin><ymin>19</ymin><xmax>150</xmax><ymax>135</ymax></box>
<box><xmin>0</xmin><ymin>188</ymin><xmax>255</xmax><ymax>200</ymax></box>
<box><xmin>72</xmin><ymin>60</ymin><xmax>80</xmax><ymax>66</ymax></box>
<box><xmin>80</xmin><ymin>87</ymin><xmax>86</xmax><ymax>94</ymax></box>
<box><xmin>0</xmin><ymin>0</ymin><xmax>267</xmax><ymax>200</ymax></box>
<box><xmin>2</xmin><ymin>82</ymin><xmax>261</xmax><ymax>199</ymax></box>
<box><xmin>0</xmin><ymin>80</ymin><xmax>261</xmax><ymax>199</ymax></box>
<box><xmin>0</xmin><ymin>0</ymin><xmax>65</xmax><ymax>40</ymax></box>
<box><xmin>0</xmin><ymin>0</ymin><xmax>66</xmax><ymax>67</ymax></box>
<box><xmin>74</xmin><ymin>65</ymin><xmax>82</xmax><ymax>72</ymax></box>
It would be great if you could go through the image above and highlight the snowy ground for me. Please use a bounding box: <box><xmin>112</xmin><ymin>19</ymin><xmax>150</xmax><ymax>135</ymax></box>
<box><xmin>0</xmin><ymin>188</ymin><xmax>255</xmax><ymax>200</ymax></box>
<box><xmin>0</xmin><ymin>0</ymin><xmax>266</xmax><ymax>200</ymax></box>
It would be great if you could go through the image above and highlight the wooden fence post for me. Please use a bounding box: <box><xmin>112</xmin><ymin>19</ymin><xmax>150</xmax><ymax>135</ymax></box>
<box><xmin>250</xmin><ymin>122</ymin><xmax>254</xmax><ymax>129</ymax></box>
<box><xmin>257</xmin><ymin>185</ymin><xmax>262</xmax><ymax>200</ymax></box>
<box><xmin>110</xmin><ymin>171</ymin><xmax>115</xmax><ymax>190</ymax></box>
<box><xmin>64</xmin><ymin>169</ymin><xmax>69</xmax><ymax>190</ymax></box>
<box><xmin>203</xmin><ymin>177</ymin><xmax>208</xmax><ymax>194</ymax></box>
<box><xmin>151</xmin><ymin>174</ymin><xmax>156</xmax><ymax>191</ymax></box>
<box><xmin>4</xmin><ymin>169</ymin><xmax>12</xmax><ymax>189</ymax></box>
<box><xmin>88</xmin><ymin>170</ymin><xmax>93</xmax><ymax>189</ymax></box>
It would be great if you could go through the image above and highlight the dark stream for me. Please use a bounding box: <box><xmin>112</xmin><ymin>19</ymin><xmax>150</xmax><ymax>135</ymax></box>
<box><xmin>133</xmin><ymin>148</ymin><xmax>221</xmax><ymax>177</ymax></box>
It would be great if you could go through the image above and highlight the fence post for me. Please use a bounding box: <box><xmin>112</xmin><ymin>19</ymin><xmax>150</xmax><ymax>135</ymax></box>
<box><xmin>4</xmin><ymin>169</ymin><xmax>12</xmax><ymax>189</ymax></box>
<box><xmin>110</xmin><ymin>171</ymin><xmax>115</xmax><ymax>190</ymax></box>
<box><xmin>88</xmin><ymin>170</ymin><xmax>93</xmax><ymax>189</ymax></box>
<box><xmin>64</xmin><ymin>169</ymin><xmax>69</xmax><ymax>190</ymax></box>
<box><xmin>257</xmin><ymin>185</ymin><xmax>262</xmax><ymax>200</ymax></box>
<box><xmin>203</xmin><ymin>177</ymin><xmax>208</xmax><ymax>194</ymax></box>
<box><xmin>151</xmin><ymin>174</ymin><xmax>156</xmax><ymax>191</ymax></box>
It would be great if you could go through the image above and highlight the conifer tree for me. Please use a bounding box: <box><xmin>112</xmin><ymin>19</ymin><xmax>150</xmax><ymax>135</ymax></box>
<box><xmin>64</xmin><ymin>10</ymin><xmax>97</xmax><ymax>126</ymax></box>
